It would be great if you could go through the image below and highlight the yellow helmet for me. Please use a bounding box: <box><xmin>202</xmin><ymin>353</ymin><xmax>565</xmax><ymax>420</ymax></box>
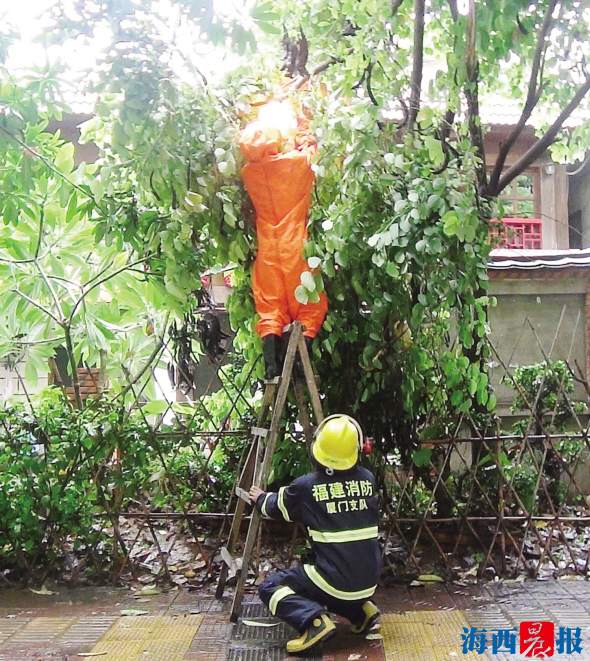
<box><xmin>312</xmin><ymin>414</ymin><xmax>363</xmax><ymax>471</ymax></box>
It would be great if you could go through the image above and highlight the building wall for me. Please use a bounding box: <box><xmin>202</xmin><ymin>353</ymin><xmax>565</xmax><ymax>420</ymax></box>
<box><xmin>568</xmin><ymin>159</ymin><xmax>590</xmax><ymax>249</ymax></box>
<box><xmin>488</xmin><ymin>276</ymin><xmax>588</xmax><ymax>415</ymax></box>
<box><xmin>0</xmin><ymin>363</ymin><xmax>48</xmax><ymax>402</ymax></box>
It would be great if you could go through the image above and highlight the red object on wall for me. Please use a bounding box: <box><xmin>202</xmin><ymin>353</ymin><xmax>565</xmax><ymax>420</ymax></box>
<box><xmin>489</xmin><ymin>217</ymin><xmax>543</xmax><ymax>250</ymax></box>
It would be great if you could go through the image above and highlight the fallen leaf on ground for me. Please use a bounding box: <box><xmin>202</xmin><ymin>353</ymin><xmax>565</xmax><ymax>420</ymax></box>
<box><xmin>121</xmin><ymin>609</ymin><xmax>149</xmax><ymax>616</ymax></box>
<box><xmin>410</xmin><ymin>580</ymin><xmax>424</xmax><ymax>587</ymax></box>
<box><xmin>417</xmin><ymin>574</ymin><xmax>444</xmax><ymax>583</ymax></box>
<box><xmin>242</xmin><ymin>619</ymin><xmax>280</xmax><ymax>628</ymax></box>
<box><xmin>29</xmin><ymin>585</ymin><xmax>57</xmax><ymax>596</ymax></box>
<box><xmin>348</xmin><ymin>655</ymin><xmax>362</xmax><ymax>660</ymax></box>
<box><xmin>366</xmin><ymin>632</ymin><xmax>383</xmax><ymax>640</ymax></box>
<box><xmin>139</xmin><ymin>585</ymin><xmax>161</xmax><ymax>596</ymax></box>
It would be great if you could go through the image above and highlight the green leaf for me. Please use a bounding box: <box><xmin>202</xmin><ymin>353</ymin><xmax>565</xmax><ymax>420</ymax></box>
<box><xmin>54</xmin><ymin>143</ymin><xmax>75</xmax><ymax>174</ymax></box>
<box><xmin>300</xmin><ymin>271</ymin><xmax>316</xmax><ymax>291</ymax></box>
<box><xmin>412</xmin><ymin>447</ymin><xmax>432</xmax><ymax>467</ymax></box>
<box><xmin>184</xmin><ymin>191</ymin><xmax>203</xmax><ymax>208</ymax></box>
<box><xmin>294</xmin><ymin>285</ymin><xmax>309</xmax><ymax>304</ymax></box>
<box><xmin>24</xmin><ymin>356</ymin><xmax>39</xmax><ymax>387</ymax></box>
<box><xmin>425</xmin><ymin>136</ymin><xmax>445</xmax><ymax>166</ymax></box>
<box><xmin>141</xmin><ymin>400</ymin><xmax>169</xmax><ymax>416</ymax></box>
<box><xmin>417</xmin><ymin>573</ymin><xmax>444</xmax><ymax>583</ymax></box>
<box><xmin>172</xmin><ymin>402</ymin><xmax>197</xmax><ymax>415</ymax></box>
<box><xmin>450</xmin><ymin>390</ymin><xmax>464</xmax><ymax>406</ymax></box>
<box><xmin>487</xmin><ymin>392</ymin><xmax>497</xmax><ymax>411</ymax></box>
<box><xmin>385</xmin><ymin>262</ymin><xmax>399</xmax><ymax>278</ymax></box>
<box><xmin>442</xmin><ymin>211</ymin><xmax>460</xmax><ymax>237</ymax></box>
<box><xmin>307</xmin><ymin>256</ymin><xmax>321</xmax><ymax>269</ymax></box>
<box><xmin>65</xmin><ymin>191</ymin><xmax>78</xmax><ymax>223</ymax></box>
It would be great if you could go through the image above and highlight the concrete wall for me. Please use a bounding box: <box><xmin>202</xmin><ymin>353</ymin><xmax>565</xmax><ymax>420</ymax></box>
<box><xmin>488</xmin><ymin>276</ymin><xmax>588</xmax><ymax>415</ymax></box>
<box><xmin>568</xmin><ymin>159</ymin><xmax>590</xmax><ymax>249</ymax></box>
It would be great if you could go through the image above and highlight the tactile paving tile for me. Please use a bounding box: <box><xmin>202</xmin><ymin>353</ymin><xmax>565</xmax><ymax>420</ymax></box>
<box><xmin>240</xmin><ymin>603</ymin><xmax>271</xmax><ymax>618</ymax></box>
<box><xmin>0</xmin><ymin>618</ymin><xmax>31</xmax><ymax>645</ymax></box>
<box><xmin>227</xmin><ymin>648</ymin><xmax>287</xmax><ymax>661</ymax></box>
<box><xmin>381</xmin><ymin>610</ymin><xmax>485</xmax><ymax>660</ymax></box>
<box><xmin>88</xmin><ymin>614</ymin><xmax>203</xmax><ymax>660</ymax></box>
<box><xmin>190</xmin><ymin>619</ymin><xmax>233</xmax><ymax>641</ymax></box>
<box><xmin>60</xmin><ymin>616</ymin><xmax>117</xmax><ymax>646</ymax></box>
<box><xmin>170</xmin><ymin>597</ymin><xmax>227</xmax><ymax>614</ymax></box>
<box><xmin>233</xmin><ymin>619</ymin><xmax>294</xmax><ymax>643</ymax></box>
<box><xmin>7</xmin><ymin>616</ymin><xmax>76</xmax><ymax>643</ymax></box>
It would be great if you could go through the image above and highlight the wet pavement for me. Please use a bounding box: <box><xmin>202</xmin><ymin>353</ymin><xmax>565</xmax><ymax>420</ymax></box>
<box><xmin>0</xmin><ymin>579</ymin><xmax>590</xmax><ymax>659</ymax></box>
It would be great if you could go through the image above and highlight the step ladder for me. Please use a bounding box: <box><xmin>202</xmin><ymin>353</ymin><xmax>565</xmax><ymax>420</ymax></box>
<box><xmin>215</xmin><ymin>321</ymin><xmax>324</xmax><ymax>621</ymax></box>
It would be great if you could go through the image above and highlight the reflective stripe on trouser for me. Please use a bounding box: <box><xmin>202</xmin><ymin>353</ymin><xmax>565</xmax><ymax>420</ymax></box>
<box><xmin>258</xmin><ymin>565</ymin><xmax>369</xmax><ymax>633</ymax></box>
<box><xmin>303</xmin><ymin>564</ymin><xmax>377</xmax><ymax>601</ymax></box>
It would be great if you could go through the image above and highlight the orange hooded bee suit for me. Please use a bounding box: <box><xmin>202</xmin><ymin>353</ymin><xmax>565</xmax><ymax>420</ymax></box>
<box><xmin>239</xmin><ymin>105</ymin><xmax>328</xmax><ymax>339</ymax></box>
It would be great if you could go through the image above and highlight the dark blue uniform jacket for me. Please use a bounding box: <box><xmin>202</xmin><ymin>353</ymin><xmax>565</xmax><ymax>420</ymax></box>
<box><xmin>256</xmin><ymin>465</ymin><xmax>380</xmax><ymax>601</ymax></box>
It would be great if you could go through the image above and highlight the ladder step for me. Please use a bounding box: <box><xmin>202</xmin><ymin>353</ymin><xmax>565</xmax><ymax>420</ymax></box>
<box><xmin>250</xmin><ymin>426</ymin><xmax>269</xmax><ymax>438</ymax></box>
<box><xmin>235</xmin><ymin>486</ymin><xmax>251</xmax><ymax>503</ymax></box>
<box><xmin>220</xmin><ymin>547</ymin><xmax>241</xmax><ymax>576</ymax></box>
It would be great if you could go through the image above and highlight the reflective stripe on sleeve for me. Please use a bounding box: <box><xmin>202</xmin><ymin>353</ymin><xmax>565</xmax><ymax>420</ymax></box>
<box><xmin>303</xmin><ymin>564</ymin><xmax>377</xmax><ymax>601</ymax></box>
<box><xmin>307</xmin><ymin>526</ymin><xmax>378</xmax><ymax>544</ymax></box>
<box><xmin>277</xmin><ymin>487</ymin><xmax>291</xmax><ymax>522</ymax></box>
<box><xmin>269</xmin><ymin>586</ymin><xmax>295</xmax><ymax>615</ymax></box>
<box><xmin>261</xmin><ymin>493</ymin><xmax>271</xmax><ymax>518</ymax></box>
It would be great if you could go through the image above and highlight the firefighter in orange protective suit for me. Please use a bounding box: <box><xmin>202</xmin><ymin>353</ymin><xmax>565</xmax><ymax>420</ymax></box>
<box><xmin>239</xmin><ymin>100</ymin><xmax>328</xmax><ymax>379</ymax></box>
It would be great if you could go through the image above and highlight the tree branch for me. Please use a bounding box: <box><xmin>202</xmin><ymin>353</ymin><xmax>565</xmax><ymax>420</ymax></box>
<box><xmin>34</xmin><ymin>198</ymin><xmax>47</xmax><ymax>260</ymax></box>
<box><xmin>69</xmin><ymin>255</ymin><xmax>152</xmax><ymax>323</ymax></box>
<box><xmin>495</xmin><ymin>75</ymin><xmax>590</xmax><ymax>194</ymax></box>
<box><xmin>12</xmin><ymin>289</ymin><xmax>62</xmax><ymax>325</ymax></box>
<box><xmin>442</xmin><ymin>0</ymin><xmax>459</xmax><ymax>143</ymax></box>
<box><xmin>464</xmin><ymin>0</ymin><xmax>487</xmax><ymax>189</ymax></box>
<box><xmin>487</xmin><ymin>0</ymin><xmax>558</xmax><ymax>196</ymax></box>
<box><xmin>447</xmin><ymin>0</ymin><xmax>458</xmax><ymax>21</ymax></box>
<box><xmin>391</xmin><ymin>0</ymin><xmax>405</xmax><ymax>15</ymax></box>
<box><xmin>115</xmin><ymin>312</ymin><xmax>170</xmax><ymax>403</ymax></box>
<box><xmin>36</xmin><ymin>260</ymin><xmax>65</xmax><ymax>325</ymax></box>
<box><xmin>408</xmin><ymin>0</ymin><xmax>425</xmax><ymax>129</ymax></box>
<box><xmin>0</xmin><ymin>124</ymin><xmax>97</xmax><ymax>206</ymax></box>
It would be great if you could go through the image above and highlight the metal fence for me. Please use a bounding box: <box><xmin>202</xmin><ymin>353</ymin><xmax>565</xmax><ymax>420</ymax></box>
<box><xmin>1</xmin><ymin>305</ymin><xmax>589</xmax><ymax>587</ymax></box>
<box><xmin>380</xmin><ymin>306</ymin><xmax>590</xmax><ymax>580</ymax></box>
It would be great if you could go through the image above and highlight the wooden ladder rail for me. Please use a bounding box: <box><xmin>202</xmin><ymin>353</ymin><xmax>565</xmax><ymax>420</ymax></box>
<box><xmin>214</xmin><ymin>322</ymin><xmax>323</xmax><ymax>621</ymax></box>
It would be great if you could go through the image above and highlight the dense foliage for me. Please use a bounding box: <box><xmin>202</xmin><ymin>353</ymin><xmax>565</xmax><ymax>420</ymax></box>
<box><xmin>0</xmin><ymin>386</ymin><xmax>252</xmax><ymax>578</ymax></box>
<box><xmin>2</xmin><ymin>0</ymin><xmax>590</xmax><ymax>462</ymax></box>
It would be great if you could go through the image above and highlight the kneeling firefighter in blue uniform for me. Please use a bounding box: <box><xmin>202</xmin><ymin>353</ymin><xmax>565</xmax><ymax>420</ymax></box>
<box><xmin>249</xmin><ymin>414</ymin><xmax>381</xmax><ymax>654</ymax></box>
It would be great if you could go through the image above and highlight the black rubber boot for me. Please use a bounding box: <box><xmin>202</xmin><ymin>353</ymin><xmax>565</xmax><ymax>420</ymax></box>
<box><xmin>278</xmin><ymin>333</ymin><xmax>289</xmax><ymax>374</ymax></box>
<box><xmin>262</xmin><ymin>334</ymin><xmax>281</xmax><ymax>380</ymax></box>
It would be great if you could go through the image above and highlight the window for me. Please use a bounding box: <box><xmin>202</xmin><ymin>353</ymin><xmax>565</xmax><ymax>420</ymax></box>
<box><xmin>487</xmin><ymin>169</ymin><xmax>543</xmax><ymax>249</ymax></box>
<box><xmin>496</xmin><ymin>170</ymin><xmax>540</xmax><ymax>218</ymax></box>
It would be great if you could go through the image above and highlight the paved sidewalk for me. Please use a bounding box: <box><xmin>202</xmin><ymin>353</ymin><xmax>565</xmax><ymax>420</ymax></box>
<box><xmin>1</xmin><ymin>579</ymin><xmax>589</xmax><ymax>660</ymax></box>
